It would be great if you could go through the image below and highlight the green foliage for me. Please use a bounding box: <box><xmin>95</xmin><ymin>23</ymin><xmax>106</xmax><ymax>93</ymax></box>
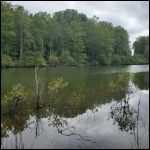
<box><xmin>2</xmin><ymin>83</ymin><xmax>29</xmax><ymax>112</ymax></box>
<box><xmin>144</xmin><ymin>45</ymin><xmax>149</xmax><ymax>62</ymax></box>
<box><xmin>23</xmin><ymin>52</ymin><xmax>46</xmax><ymax>66</ymax></box>
<box><xmin>60</xmin><ymin>50</ymin><xmax>77</xmax><ymax>66</ymax></box>
<box><xmin>97</xmin><ymin>54</ymin><xmax>112</xmax><ymax>65</ymax></box>
<box><xmin>67</xmin><ymin>56</ymin><xmax>77</xmax><ymax>65</ymax></box>
<box><xmin>53</xmin><ymin>9</ymin><xmax>87</xmax><ymax>24</ymax></box>
<box><xmin>113</xmin><ymin>26</ymin><xmax>130</xmax><ymax>56</ymax></box>
<box><xmin>133</xmin><ymin>36</ymin><xmax>149</xmax><ymax>63</ymax></box>
<box><xmin>48</xmin><ymin>54</ymin><xmax>59</xmax><ymax>65</ymax></box>
<box><xmin>48</xmin><ymin>77</ymin><xmax>68</xmax><ymax>94</ymax></box>
<box><xmin>69</xmin><ymin>21</ymin><xmax>86</xmax><ymax>64</ymax></box>
<box><xmin>1</xmin><ymin>2</ymin><xmax>16</xmax><ymax>56</ymax></box>
<box><xmin>90</xmin><ymin>60</ymin><xmax>99</xmax><ymax>65</ymax></box>
<box><xmin>1</xmin><ymin>55</ymin><xmax>14</xmax><ymax>67</ymax></box>
<box><xmin>111</xmin><ymin>55</ymin><xmax>121</xmax><ymax>65</ymax></box>
<box><xmin>130</xmin><ymin>54</ymin><xmax>148</xmax><ymax>64</ymax></box>
<box><xmin>1</xmin><ymin>2</ymin><xmax>149</xmax><ymax>67</ymax></box>
<box><xmin>120</xmin><ymin>56</ymin><xmax>127</xmax><ymax>65</ymax></box>
<box><xmin>133</xmin><ymin>36</ymin><xmax>149</xmax><ymax>55</ymax></box>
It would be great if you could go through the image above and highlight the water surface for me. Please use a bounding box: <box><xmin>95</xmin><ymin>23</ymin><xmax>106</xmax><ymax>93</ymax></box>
<box><xmin>1</xmin><ymin>65</ymin><xmax>149</xmax><ymax>149</ymax></box>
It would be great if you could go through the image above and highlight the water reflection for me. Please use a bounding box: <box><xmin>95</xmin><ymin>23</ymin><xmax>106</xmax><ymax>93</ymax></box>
<box><xmin>1</xmin><ymin>71</ymin><xmax>149</xmax><ymax>149</ymax></box>
<box><xmin>32</xmin><ymin>110</ymin><xmax>44</xmax><ymax>138</ymax></box>
<box><xmin>46</xmin><ymin>105</ymin><xmax>97</xmax><ymax>144</ymax></box>
<box><xmin>45</xmin><ymin>72</ymin><xmax>132</xmax><ymax>118</ymax></box>
<box><xmin>109</xmin><ymin>84</ymin><xmax>146</xmax><ymax>149</ymax></box>
<box><xmin>133</xmin><ymin>72</ymin><xmax>149</xmax><ymax>90</ymax></box>
<box><xmin>1</xmin><ymin>110</ymin><xmax>28</xmax><ymax>149</ymax></box>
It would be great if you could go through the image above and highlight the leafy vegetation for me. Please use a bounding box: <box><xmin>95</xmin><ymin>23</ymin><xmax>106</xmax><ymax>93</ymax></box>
<box><xmin>59</xmin><ymin>50</ymin><xmax>77</xmax><ymax>66</ymax></box>
<box><xmin>133</xmin><ymin>36</ymin><xmax>149</xmax><ymax>64</ymax></box>
<box><xmin>48</xmin><ymin>54</ymin><xmax>59</xmax><ymax>66</ymax></box>
<box><xmin>22</xmin><ymin>52</ymin><xmax>46</xmax><ymax>66</ymax></box>
<box><xmin>2</xmin><ymin>76</ymin><xmax>69</xmax><ymax>113</ymax></box>
<box><xmin>1</xmin><ymin>54</ymin><xmax>14</xmax><ymax>67</ymax></box>
<box><xmin>1</xmin><ymin>1</ymin><xmax>149</xmax><ymax>67</ymax></box>
<box><xmin>48</xmin><ymin>77</ymin><xmax>68</xmax><ymax>94</ymax></box>
<box><xmin>2</xmin><ymin>83</ymin><xmax>30</xmax><ymax>112</ymax></box>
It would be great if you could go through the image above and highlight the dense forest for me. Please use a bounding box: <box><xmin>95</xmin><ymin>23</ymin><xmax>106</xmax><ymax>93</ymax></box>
<box><xmin>1</xmin><ymin>1</ymin><xmax>149</xmax><ymax>67</ymax></box>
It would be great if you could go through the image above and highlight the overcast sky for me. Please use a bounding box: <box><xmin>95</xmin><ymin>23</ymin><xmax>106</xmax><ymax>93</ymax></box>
<box><xmin>11</xmin><ymin>1</ymin><xmax>149</xmax><ymax>48</ymax></box>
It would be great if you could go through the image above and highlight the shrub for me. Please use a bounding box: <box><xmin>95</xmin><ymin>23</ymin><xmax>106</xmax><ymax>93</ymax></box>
<box><xmin>120</xmin><ymin>56</ymin><xmax>126</xmax><ymax>64</ymax></box>
<box><xmin>111</xmin><ymin>55</ymin><xmax>121</xmax><ymax>65</ymax></box>
<box><xmin>67</xmin><ymin>56</ymin><xmax>77</xmax><ymax>66</ymax></box>
<box><xmin>130</xmin><ymin>54</ymin><xmax>148</xmax><ymax>64</ymax></box>
<box><xmin>91</xmin><ymin>60</ymin><xmax>99</xmax><ymax>65</ymax></box>
<box><xmin>23</xmin><ymin>51</ymin><xmax>46</xmax><ymax>66</ymax></box>
<box><xmin>48</xmin><ymin>77</ymin><xmax>68</xmax><ymax>94</ymax></box>
<box><xmin>1</xmin><ymin>55</ymin><xmax>14</xmax><ymax>67</ymax></box>
<box><xmin>75</xmin><ymin>53</ymin><xmax>87</xmax><ymax>65</ymax></box>
<box><xmin>2</xmin><ymin>83</ymin><xmax>29</xmax><ymax>112</ymax></box>
<box><xmin>48</xmin><ymin>54</ymin><xmax>59</xmax><ymax>65</ymax></box>
<box><xmin>97</xmin><ymin>54</ymin><xmax>111</xmax><ymax>65</ymax></box>
<box><xmin>60</xmin><ymin>50</ymin><xmax>76</xmax><ymax>66</ymax></box>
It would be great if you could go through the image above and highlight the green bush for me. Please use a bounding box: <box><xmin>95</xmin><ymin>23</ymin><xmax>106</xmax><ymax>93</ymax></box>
<box><xmin>67</xmin><ymin>56</ymin><xmax>77</xmax><ymax>66</ymax></box>
<box><xmin>75</xmin><ymin>53</ymin><xmax>87</xmax><ymax>65</ymax></box>
<box><xmin>2</xmin><ymin>83</ymin><xmax>29</xmax><ymax>112</ymax></box>
<box><xmin>97</xmin><ymin>54</ymin><xmax>111</xmax><ymax>65</ymax></box>
<box><xmin>129</xmin><ymin>54</ymin><xmax>148</xmax><ymax>64</ymax></box>
<box><xmin>91</xmin><ymin>60</ymin><xmax>99</xmax><ymax>65</ymax></box>
<box><xmin>1</xmin><ymin>55</ymin><xmax>14</xmax><ymax>67</ymax></box>
<box><xmin>120</xmin><ymin>56</ymin><xmax>127</xmax><ymax>65</ymax></box>
<box><xmin>48</xmin><ymin>77</ymin><xmax>68</xmax><ymax>94</ymax></box>
<box><xmin>23</xmin><ymin>52</ymin><xmax>46</xmax><ymax>66</ymax></box>
<box><xmin>48</xmin><ymin>54</ymin><xmax>59</xmax><ymax>65</ymax></box>
<box><xmin>111</xmin><ymin>55</ymin><xmax>121</xmax><ymax>65</ymax></box>
<box><xmin>60</xmin><ymin>50</ymin><xmax>77</xmax><ymax>66</ymax></box>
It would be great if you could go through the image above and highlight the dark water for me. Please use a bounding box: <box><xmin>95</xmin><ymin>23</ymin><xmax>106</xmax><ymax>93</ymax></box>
<box><xmin>1</xmin><ymin>65</ymin><xmax>149</xmax><ymax>149</ymax></box>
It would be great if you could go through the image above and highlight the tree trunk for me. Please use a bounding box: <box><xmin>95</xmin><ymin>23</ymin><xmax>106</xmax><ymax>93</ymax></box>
<box><xmin>50</xmin><ymin>38</ymin><xmax>53</xmax><ymax>55</ymax></box>
<box><xmin>35</xmin><ymin>65</ymin><xmax>40</xmax><ymax>109</ymax></box>
<box><xmin>19</xmin><ymin>19</ymin><xmax>23</xmax><ymax>65</ymax></box>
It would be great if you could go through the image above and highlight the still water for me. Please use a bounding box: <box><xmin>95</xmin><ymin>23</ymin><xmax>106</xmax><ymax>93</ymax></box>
<box><xmin>1</xmin><ymin>65</ymin><xmax>149</xmax><ymax>149</ymax></box>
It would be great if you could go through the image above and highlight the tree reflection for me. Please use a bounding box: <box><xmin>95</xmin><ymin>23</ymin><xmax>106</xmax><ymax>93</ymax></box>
<box><xmin>1</xmin><ymin>71</ymin><xmax>148</xmax><ymax>149</ymax></box>
<box><xmin>1</xmin><ymin>110</ymin><xmax>29</xmax><ymax>149</ymax></box>
<box><xmin>14</xmin><ymin>132</ymin><xmax>24</xmax><ymax>149</ymax></box>
<box><xmin>32</xmin><ymin>109</ymin><xmax>44</xmax><ymax>138</ymax></box>
<box><xmin>1</xmin><ymin>124</ymin><xmax>8</xmax><ymax>147</ymax></box>
<box><xmin>132</xmin><ymin>72</ymin><xmax>149</xmax><ymax>90</ymax></box>
<box><xmin>109</xmin><ymin>91</ymin><xmax>146</xmax><ymax>149</ymax></box>
<box><xmin>46</xmin><ymin>105</ymin><xmax>97</xmax><ymax>145</ymax></box>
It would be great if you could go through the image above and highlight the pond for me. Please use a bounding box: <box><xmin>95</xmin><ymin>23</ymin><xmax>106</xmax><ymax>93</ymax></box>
<box><xmin>1</xmin><ymin>65</ymin><xmax>149</xmax><ymax>149</ymax></box>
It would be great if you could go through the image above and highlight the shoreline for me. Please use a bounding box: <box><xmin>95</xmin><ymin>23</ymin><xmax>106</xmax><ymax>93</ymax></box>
<box><xmin>1</xmin><ymin>63</ymin><xmax>149</xmax><ymax>69</ymax></box>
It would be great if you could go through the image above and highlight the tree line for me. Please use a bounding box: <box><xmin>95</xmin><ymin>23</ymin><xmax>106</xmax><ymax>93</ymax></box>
<box><xmin>1</xmin><ymin>1</ymin><xmax>149</xmax><ymax>67</ymax></box>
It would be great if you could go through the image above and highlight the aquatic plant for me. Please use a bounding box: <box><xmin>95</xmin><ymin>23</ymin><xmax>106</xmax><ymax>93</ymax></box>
<box><xmin>2</xmin><ymin>83</ymin><xmax>29</xmax><ymax>112</ymax></box>
<box><xmin>48</xmin><ymin>77</ymin><xmax>68</xmax><ymax>94</ymax></box>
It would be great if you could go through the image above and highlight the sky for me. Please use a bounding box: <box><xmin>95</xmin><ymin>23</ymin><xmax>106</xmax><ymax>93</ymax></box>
<box><xmin>11</xmin><ymin>1</ymin><xmax>149</xmax><ymax>50</ymax></box>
